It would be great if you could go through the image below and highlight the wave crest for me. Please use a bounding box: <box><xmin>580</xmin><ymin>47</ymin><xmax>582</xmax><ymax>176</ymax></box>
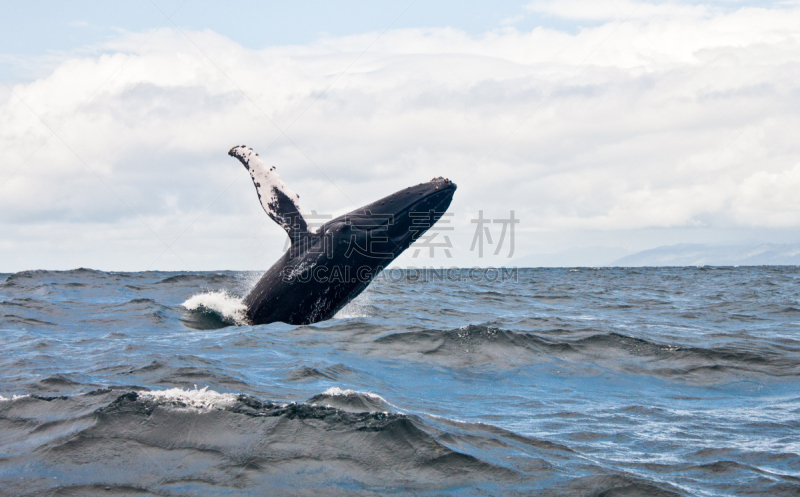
<box><xmin>138</xmin><ymin>386</ymin><xmax>238</xmax><ymax>410</ymax></box>
<box><xmin>181</xmin><ymin>290</ymin><xmax>247</xmax><ymax>327</ymax></box>
<box><xmin>307</xmin><ymin>387</ymin><xmax>394</xmax><ymax>413</ymax></box>
<box><xmin>0</xmin><ymin>394</ymin><xmax>30</xmax><ymax>402</ymax></box>
<box><xmin>373</xmin><ymin>324</ymin><xmax>800</xmax><ymax>378</ymax></box>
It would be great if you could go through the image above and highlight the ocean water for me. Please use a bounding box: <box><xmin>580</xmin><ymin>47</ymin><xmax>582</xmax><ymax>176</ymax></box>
<box><xmin>1</xmin><ymin>266</ymin><xmax>799</xmax><ymax>496</ymax></box>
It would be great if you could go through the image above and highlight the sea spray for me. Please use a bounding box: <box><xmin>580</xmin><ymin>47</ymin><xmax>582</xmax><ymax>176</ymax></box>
<box><xmin>182</xmin><ymin>290</ymin><xmax>247</xmax><ymax>325</ymax></box>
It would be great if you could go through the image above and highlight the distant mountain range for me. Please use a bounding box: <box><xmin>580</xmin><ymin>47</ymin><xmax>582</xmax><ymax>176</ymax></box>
<box><xmin>511</xmin><ymin>246</ymin><xmax>629</xmax><ymax>268</ymax></box>
<box><xmin>609</xmin><ymin>243</ymin><xmax>800</xmax><ymax>267</ymax></box>
<box><xmin>513</xmin><ymin>243</ymin><xmax>800</xmax><ymax>267</ymax></box>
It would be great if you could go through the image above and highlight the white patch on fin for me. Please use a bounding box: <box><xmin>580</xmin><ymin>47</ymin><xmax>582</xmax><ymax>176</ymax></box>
<box><xmin>228</xmin><ymin>145</ymin><xmax>308</xmax><ymax>237</ymax></box>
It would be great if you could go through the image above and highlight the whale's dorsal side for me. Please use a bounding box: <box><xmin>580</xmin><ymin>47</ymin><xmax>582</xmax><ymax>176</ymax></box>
<box><xmin>229</xmin><ymin>145</ymin><xmax>309</xmax><ymax>240</ymax></box>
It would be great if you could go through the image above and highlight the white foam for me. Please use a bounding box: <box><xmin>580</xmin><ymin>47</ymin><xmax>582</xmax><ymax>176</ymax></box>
<box><xmin>321</xmin><ymin>387</ymin><xmax>385</xmax><ymax>402</ymax></box>
<box><xmin>0</xmin><ymin>394</ymin><xmax>29</xmax><ymax>402</ymax></box>
<box><xmin>139</xmin><ymin>386</ymin><xmax>238</xmax><ymax>410</ymax></box>
<box><xmin>182</xmin><ymin>290</ymin><xmax>247</xmax><ymax>325</ymax></box>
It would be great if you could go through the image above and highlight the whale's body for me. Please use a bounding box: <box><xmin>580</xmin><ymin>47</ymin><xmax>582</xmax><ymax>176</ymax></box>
<box><xmin>229</xmin><ymin>146</ymin><xmax>456</xmax><ymax>325</ymax></box>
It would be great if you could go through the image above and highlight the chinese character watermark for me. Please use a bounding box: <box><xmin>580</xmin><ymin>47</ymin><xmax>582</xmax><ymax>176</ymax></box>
<box><xmin>410</xmin><ymin>210</ymin><xmax>454</xmax><ymax>258</ymax></box>
<box><xmin>278</xmin><ymin>208</ymin><xmax>521</xmax><ymax>261</ymax></box>
<box><xmin>282</xmin><ymin>266</ymin><xmax>519</xmax><ymax>284</ymax></box>
<box><xmin>344</xmin><ymin>210</ymin><xmax>395</xmax><ymax>259</ymax></box>
<box><xmin>470</xmin><ymin>210</ymin><xmax>518</xmax><ymax>258</ymax></box>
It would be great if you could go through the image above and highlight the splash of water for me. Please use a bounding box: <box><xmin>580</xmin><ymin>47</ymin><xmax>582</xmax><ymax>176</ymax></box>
<box><xmin>181</xmin><ymin>290</ymin><xmax>247</xmax><ymax>325</ymax></box>
<box><xmin>334</xmin><ymin>290</ymin><xmax>374</xmax><ymax>319</ymax></box>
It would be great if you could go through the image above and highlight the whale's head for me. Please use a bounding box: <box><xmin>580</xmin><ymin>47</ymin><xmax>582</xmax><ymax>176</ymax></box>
<box><xmin>357</xmin><ymin>176</ymin><xmax>457</xmax><ymax>221</ymax></box>
<box><xmin>306</xmin><ymin>177</ymin><xmax>457</xmax><ymax>264</ymax></box>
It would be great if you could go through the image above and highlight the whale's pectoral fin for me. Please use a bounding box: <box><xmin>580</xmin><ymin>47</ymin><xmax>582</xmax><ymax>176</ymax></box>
<box><xmin>228</xmin><ymin>145</ymin><xmax>309</xmax><ymax>240</ymax></box>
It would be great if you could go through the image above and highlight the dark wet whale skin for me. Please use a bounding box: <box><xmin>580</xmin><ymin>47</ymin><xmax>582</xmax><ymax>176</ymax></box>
<box><xmin>244</xmin><ymin>178</ymin><xmax>456</xmax><ymax>325</ymax></box>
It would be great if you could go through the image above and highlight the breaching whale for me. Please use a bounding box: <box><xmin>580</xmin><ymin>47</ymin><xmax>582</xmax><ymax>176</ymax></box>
<box><xmin>229</xmin><ymin>145</ymin><xmax>457</xmax><ymax>325</ymax></box>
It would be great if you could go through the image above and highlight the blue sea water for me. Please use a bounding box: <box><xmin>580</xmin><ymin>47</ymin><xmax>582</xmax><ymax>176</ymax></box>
<box><xmin>1</xmin><ymin>266</ymin><xmax>799</xmax><ymax>496</ymax></box>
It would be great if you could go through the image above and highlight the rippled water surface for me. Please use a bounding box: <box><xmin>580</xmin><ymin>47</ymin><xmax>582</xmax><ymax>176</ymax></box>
<box><xmin>1</xmin><ymin>267</ymin><xmax>799</xmax><ymax>496</ymax></box>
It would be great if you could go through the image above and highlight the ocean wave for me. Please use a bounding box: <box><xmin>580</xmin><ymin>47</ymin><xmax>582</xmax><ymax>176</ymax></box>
<box><xmin>372</xmin><ymin>324</ymin><xmax>800</xmax><ymax>378</ymax></box>
<box><xmin>156</xmin><ymin>273</ymin><xmax>238</xmax><ymax>285</ymax></box>
<box><xmin>307</xmin><ymin>386</ymin><xmax>394</xmax><ymax>413</ymax></box>
<box><xmin>286</xmin><ymin>366</ymin><xmax>333</xmax><ymax>381</ymax></box>
<box><xmin>1</xmin><ymin>268</ymin><xmax>106</xmax><ymax>286</ymax></box>
<box><xmin>547</xmin><ymin>475</ymin><xmax>682</xmax><ymax>497</ymax></box>
<box><xmin>2</xmin><ymin>388</ymin><xmax>671</xmax><ymax>495</ymax></box>
<box><xmin>138</xmin><ymin>386</ymin><xmax>239</xmax><ymax>410</ymax></box>
<box><xmin>286</xmin><ymin>364</ymin><xmax>358</xmax><ymax>383</ymax></box>
<box><xmin>181</xmin><ymin>290</ymin><xmax>247</xmax><ymax>328</ymax></box>
<box><xmin>1</xmin><ymin>314</ymin><xmax>57</xmax><ymax>327</ymax></box>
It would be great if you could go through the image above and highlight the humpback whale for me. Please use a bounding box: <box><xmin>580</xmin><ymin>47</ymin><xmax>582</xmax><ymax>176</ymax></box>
<box><xmin>229</xmin><ymin>145</ymin><xmax>457</xmax><ymax>325</ymax></box>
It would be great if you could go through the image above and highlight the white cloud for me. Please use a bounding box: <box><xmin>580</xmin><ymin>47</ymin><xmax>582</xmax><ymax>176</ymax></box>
<box><xmin>2</xmin><ymin>2</ymin><xmax>800</xmax><ymax>270</ymax></box>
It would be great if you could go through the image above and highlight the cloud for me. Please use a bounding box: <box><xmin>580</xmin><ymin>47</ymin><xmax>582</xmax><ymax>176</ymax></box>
<box><xmin>1</xmin><ymin>3</ymin><xmax>800</xmax><ymax>270</ymax></box>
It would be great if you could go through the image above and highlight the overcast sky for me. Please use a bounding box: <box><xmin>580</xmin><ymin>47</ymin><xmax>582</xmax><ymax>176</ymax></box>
<box><xmin>1</xmin><ymin>0</ymin><xmax>799</xmax><ymax>271</ymax></box>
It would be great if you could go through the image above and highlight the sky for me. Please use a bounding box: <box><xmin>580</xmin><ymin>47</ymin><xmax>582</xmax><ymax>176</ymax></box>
<box><xmin>1</xmin><ymin>0</ymin><xmax>799</xmax><ymax>271</ymax></box>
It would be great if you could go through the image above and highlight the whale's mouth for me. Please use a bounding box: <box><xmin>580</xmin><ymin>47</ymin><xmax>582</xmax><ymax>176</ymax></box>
<box><xmin>387</xmin><ymin>179</ymin><xmax>457</xmax><ymax>251</ymax></box>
